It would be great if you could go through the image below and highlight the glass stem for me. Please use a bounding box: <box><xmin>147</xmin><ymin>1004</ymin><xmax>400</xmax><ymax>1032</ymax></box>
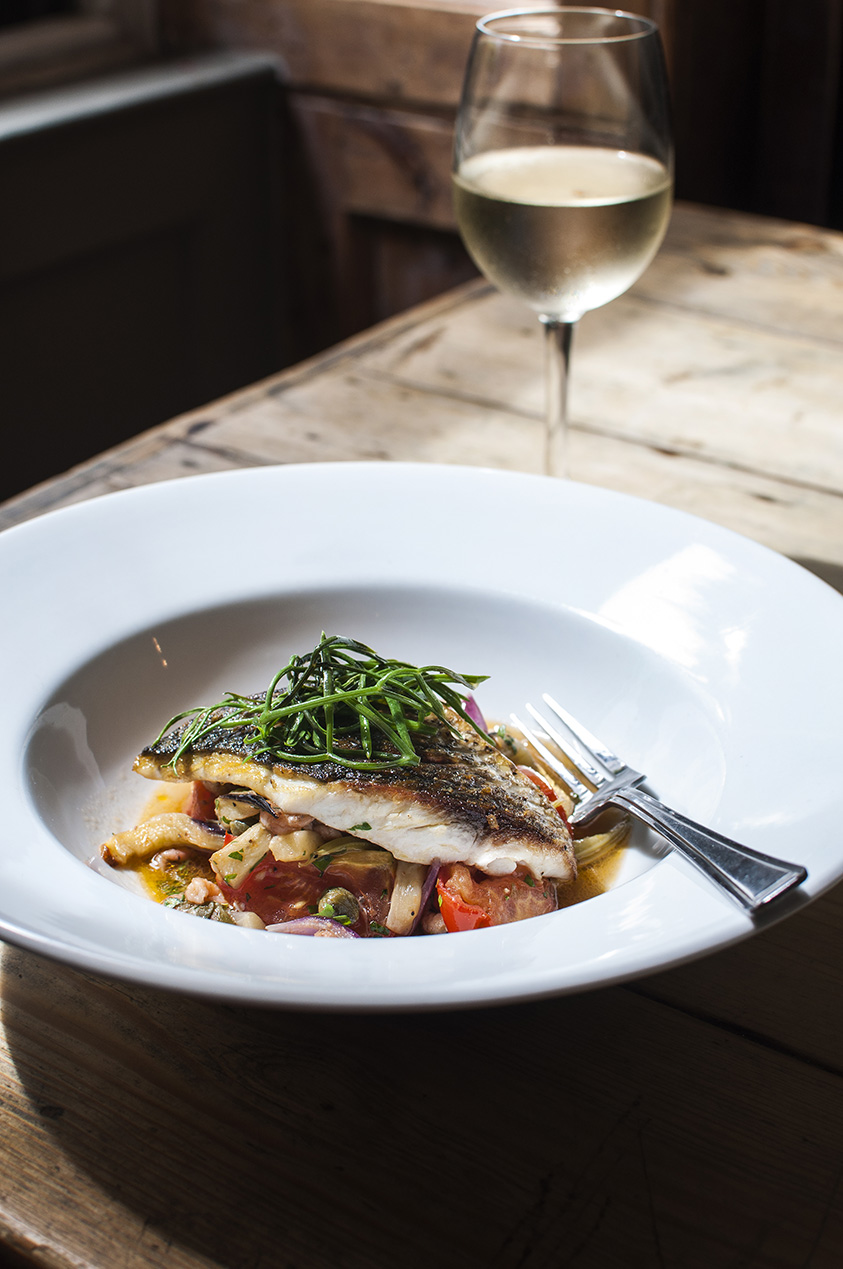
<box><xmin>541</xmin><ymin>316</ymin><xmax>575</xmax><ymax>478</ymax></box>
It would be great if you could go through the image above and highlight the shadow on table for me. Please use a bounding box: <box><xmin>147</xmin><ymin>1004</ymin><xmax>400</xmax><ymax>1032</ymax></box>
<box><xmin>2</xmin><ymin>928</ymin><xmax>843</xmax><ymax>1268</ymax></box>
<box><xmin>0</xmin><ymin>945</ymin><xmax>662</xmax><ymax>1269</ymax></box>
<box><xmin>793</xmin><ymin>557</ymin><xmax>843</xmax><ymax>595</ymax></box>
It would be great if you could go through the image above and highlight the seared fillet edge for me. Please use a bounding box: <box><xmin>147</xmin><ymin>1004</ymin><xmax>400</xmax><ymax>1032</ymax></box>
<box><xmin>134</xmin><ymin>712</ymin><xmax>576</xmax><ymax>881</ymax></box>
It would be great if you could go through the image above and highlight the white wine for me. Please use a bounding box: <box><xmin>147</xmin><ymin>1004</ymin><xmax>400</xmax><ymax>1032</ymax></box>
<box><xmin>453</xmin><ymin>146</ymin><xmax>672</xmax><ymax>320</ymax></box>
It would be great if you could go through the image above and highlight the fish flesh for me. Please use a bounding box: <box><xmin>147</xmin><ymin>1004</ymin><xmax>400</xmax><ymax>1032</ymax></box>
<box><xmin>130</xmin><ymin>709</ymin><xmax>576</xmax><ymax>881</ymax></box>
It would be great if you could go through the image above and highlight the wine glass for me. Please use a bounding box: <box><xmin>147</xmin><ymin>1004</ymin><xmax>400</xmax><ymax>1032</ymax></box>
<box><xmin>453</xmin><ymin>7</ymin><xmax>673</xmax><ymax>477</ymax></box>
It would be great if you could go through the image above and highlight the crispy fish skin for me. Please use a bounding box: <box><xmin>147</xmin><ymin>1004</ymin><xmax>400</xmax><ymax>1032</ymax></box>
<box><xmin>134</xmin><ymin>711</ymin><xmax>576</xmax><ymax>881</ymax></box>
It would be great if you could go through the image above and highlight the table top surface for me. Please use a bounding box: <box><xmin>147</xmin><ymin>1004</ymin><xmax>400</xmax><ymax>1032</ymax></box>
<box><xmin>2</xmin><ymin>202</ymin><xmax>843</xmax><ymax>1269</ymax></box>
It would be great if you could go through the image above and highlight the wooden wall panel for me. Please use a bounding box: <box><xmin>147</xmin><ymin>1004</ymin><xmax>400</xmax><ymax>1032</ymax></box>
<box><xmin>672</xmin><ymin>0</ymin><xmax>843</xmax><ymax>227</ymax></box>
<box><xmin>0</xmin><ymin>57</ymin><xmax>289</xmax><ymax>499</ymax></box>
<box><xmin>291</xmin><ymin>94</ymin><xmax>456</xmax><ymax>228</ymax></box>
<box><xmin>160</xmin><ymin>1</ymin><xmax>673</xmax><ymax>341</ymax></box>
<box><xmin>166</xmin><ymin>0</ymin><xmax>512</xmax><ymax>103</ymax></box>
<box><xmin>755</xmin><ymin>0</ymin><xmax>843</xmax><ymax>225</ymax></box>
<box><xmin>163</xmin><ymin>0</ymin><xmax>673</xmax><ymax>101</ymax></box>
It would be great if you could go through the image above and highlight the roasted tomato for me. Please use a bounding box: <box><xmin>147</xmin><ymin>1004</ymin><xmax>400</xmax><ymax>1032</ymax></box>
<box><xmin>436</xmin><ymin>877</ymin><xmax>491</xmax><ymax>932</ymax></box>
<box><xmin>436</xmin><ymin>863</ymin><xmax>557</xmax><ymax>933</ymax></box>
<box><xmin>184</xmin><ymin>780</ymin><xmax>218</xmax><ymax>821</ymax></box>
<box><xmin>217</xmin><ymin>848</ymin><xmax>395</xmax><ymax>936</ymax></box>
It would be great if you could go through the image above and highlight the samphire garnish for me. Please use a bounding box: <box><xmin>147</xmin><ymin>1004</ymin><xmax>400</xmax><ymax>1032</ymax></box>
<box><xmin>154</xmin><ymin>633</ymin><xmax>492</xmax><ymax>772</ymax></box>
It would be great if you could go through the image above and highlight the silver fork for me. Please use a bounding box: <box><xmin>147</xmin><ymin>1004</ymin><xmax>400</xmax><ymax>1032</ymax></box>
<box><xmin>511</xmin><ymin>694</ymin><xmax>807</xmax><ymax>914</ymax></box>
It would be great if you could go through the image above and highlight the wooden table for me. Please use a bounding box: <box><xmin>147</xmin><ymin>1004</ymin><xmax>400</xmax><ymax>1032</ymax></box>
<box><xmin>2</xmin><ymin>202</ymin><xmax>843</xmax><ymax>1268</ymax></box>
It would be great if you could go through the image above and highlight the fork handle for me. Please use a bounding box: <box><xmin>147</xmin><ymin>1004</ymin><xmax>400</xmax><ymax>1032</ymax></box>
<box><xmin>610</xmin><ymin>786</ymin><xmax>807</xmax><ymax>913</ymax></box>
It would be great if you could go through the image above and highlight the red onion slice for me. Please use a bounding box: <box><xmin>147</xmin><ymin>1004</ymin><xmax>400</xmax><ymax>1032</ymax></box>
<box><xmin>464</xmin><ymin>695</ymin><xmax>488</xmax><ymax>732</ymax></box>
<box><xmin>265</xmin><ymin>917</ymin><xmax>360</xmax><ymax>938</ymax></box>
<box><xmin>408</xmin><ymin>860</ymin><xmax>441</xmax><ymax>935</ymax></box>
<box><xmin>188</xmin><ymin>818</ymin><xmax>227</xmax><ymax>835</ymax></box>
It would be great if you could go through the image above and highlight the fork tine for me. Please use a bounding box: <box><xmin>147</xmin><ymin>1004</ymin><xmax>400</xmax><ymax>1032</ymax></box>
<box><xmin>526</xmin><ymin>702</ymin><xmax>605</xmax><ymax>786</ymax></box>
<box><xmin>524</xmin><ymin>697</ymin><xmax>807</xmax><ymax>912</ymax></box>
<box><xmin>509</xmin><ymin>713</ymin><xmax>592</xmax><ymax>803</ymax></box>
<box><xmin>541</xmin><ymin>693</ymin><xmax>625</xmax><ymax>776</ymax></box>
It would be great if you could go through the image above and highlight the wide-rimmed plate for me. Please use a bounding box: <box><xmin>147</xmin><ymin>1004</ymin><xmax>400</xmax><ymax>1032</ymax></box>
<box><xmin>3</xmin><ymin>463</ymin><xmax>842</xmax><ymax>1010</ymax></box>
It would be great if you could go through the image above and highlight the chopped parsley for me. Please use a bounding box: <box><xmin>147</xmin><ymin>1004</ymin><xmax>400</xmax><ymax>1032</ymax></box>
<box><xmin>313</xmin><ymin>853</ymin><xmax>339</xmax><ymax>875</ymax></box>
<box><xmin>317</xmin><ymin>903</ymin><xmax>353</xmax><ymax>926</ymax></box>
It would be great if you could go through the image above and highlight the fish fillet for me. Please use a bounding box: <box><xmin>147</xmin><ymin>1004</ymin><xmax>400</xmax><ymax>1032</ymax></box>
<box><xmin>133</xmin><ymin>710</ymin><xmax>576</xmax><ymax>881</ymax></box>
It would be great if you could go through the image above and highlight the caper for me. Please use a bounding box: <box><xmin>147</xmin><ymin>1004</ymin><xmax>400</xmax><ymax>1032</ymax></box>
<box><xmin>222</xmin><ymin>818</ymin><xmax>253</xmax><ymax>837</ymax></box>
<box><xmin>317</xmin><ymin>887</ymin><xmax>360</xmax><ymax>924</ymax></box>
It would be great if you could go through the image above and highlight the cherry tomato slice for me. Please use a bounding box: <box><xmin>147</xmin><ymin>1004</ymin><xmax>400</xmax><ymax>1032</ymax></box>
<box><xmin>436</xmin><ymin>876</ymin><xmax>491</xmax><ymax>932</ymax></box>
<box><xmin>185</xmin><ymin>780</ymin><xmax>218</xmax><ymax>821</ymax></box>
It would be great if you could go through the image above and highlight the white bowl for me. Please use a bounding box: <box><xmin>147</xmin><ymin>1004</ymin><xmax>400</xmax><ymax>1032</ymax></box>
<box><xmin>4</xmin><ymin>463</ymin><xmax>842</xmax><ymax>1009</ymax></box>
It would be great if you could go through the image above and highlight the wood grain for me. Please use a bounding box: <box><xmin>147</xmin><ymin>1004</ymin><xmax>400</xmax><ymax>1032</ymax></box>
<box><xmin>290</xmin><ymin>94</ymin><xmax>457</xmax><ymax>230</ymax></box>
<box><xmin>167</xmin><ymin>0</ymin><xmax>673</xmax><ymax>105</ymax></box>
<box><xmin>2</xmin><ymin>943</ymin><xmax>843</xmax><ymax>1269</ymax></box>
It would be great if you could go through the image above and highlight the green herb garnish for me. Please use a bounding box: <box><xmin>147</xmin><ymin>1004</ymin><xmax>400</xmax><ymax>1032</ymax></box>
<box><xmin>312</xmin><ymin>856</ymin><xmax>335</xmax><ymax>875</ymax></box>
<box><xmin>155</xmin><ymin>633</ymin><xmax>490</xmax><ymax>773</ymax></box>
<box><xmin>317</xmin><ymin>904</ymin><xmax>353</xmax><ymax>926</ymax></box>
